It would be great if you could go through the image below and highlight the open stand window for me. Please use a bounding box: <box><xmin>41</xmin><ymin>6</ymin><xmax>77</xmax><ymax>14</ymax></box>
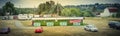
<box><xmin>34</xmin><ymin>22</ymin><xmax>41</xmax><ymax>27</ymax></box>
<box><xmin>46</xmin><ymin>22</ymin><xmax>54</xmax><ymax>26</ymax></box>
<box><xmin>60</xmin><ymin>22</ymin><xmax>67</xmax><ymax>26</ymax></box>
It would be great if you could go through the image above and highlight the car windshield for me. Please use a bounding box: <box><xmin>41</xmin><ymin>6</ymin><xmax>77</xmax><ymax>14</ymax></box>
<box><xmin>109</xmin><ymin>21</ymin><xmax>120</xmax><ymax>24</ymax></box>
<box><xmin>0</xmin><ymin>28</ymin><xmax>7</xmax><ymax>31</ymax></box>
<box><xmin>87</xmin><ymin>25</ymin><xmax>95</xmax><ymax>28</ymax></box>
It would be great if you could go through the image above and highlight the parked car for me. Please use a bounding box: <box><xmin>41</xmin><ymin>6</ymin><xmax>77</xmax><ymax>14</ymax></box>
<box><xmin>84</xmin><ymin>24</ymin><xmax>98</xmax><ymax>32</ymax></box>
<box><xmin>35</xmin><ymin>27</ymin><xmax>43</xmax><ymax>33</ymax></box>
<box><xmin>108</xmin><ymin>21</ymin><xmax>120</xmax><ymax>29</ymax></box>
<box><xmin>2</xmin><ymin>17</ymin><xmax>6</xmax><ymax>20</ymax></box>
<box><xmin>0</xmin><ymin>27</ymin><xmax>10</xmax><ymax>34</ymax></box>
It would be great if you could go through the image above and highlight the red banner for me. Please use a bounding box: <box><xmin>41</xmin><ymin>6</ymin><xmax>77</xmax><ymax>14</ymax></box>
<box><xmin>69</xmin><ymin>20</ymin><xmax>81</xmax><ymax>23</ymax></box>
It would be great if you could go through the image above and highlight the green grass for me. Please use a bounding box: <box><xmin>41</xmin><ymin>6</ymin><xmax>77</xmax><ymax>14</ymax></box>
<box><xmin>80</xmin><ymin>21</ymin><xmax>87</xmax><ymax>26</ymax></box>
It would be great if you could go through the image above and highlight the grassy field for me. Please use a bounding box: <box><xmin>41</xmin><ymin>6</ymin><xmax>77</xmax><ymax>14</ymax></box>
<box><xmin>20</xmin><ymin>20</ymin><xmax>33</xmax><ymax>27</ymax></box>
<box><xmin>0</xmin><ymin>17</ymin><xmax>120</xmax><ymax>36</ymax></box>
<box><xmin>0</xmin><ymin>20</ymin><xmax>17</xmax><ymax>29</ymax></box>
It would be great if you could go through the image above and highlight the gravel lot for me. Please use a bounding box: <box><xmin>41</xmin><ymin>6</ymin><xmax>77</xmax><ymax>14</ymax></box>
<box><xmin>0</xmin><ymin>19</ymin><xmax>120</xmax><ymax>36</ymax></box>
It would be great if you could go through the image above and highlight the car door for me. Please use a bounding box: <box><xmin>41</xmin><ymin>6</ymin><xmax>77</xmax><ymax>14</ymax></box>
<box><xmin>86</xmin><ymin>26</ymin><xmax>90</xmax><ymax>30</ymax></box>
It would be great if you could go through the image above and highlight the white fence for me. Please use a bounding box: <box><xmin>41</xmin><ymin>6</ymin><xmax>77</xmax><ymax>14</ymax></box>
<box><xmin>0</xmin><ymin>16</ymin><xmax>14</xmax><ymax>20</ymax></box>
<box><xmin>32</xmin><ymin>17</ymin><xmax>84</xmax><ymax>20</ymax></box>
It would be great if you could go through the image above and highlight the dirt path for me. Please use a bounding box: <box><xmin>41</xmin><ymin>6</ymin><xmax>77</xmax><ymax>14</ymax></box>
<box><xmin>15</xmin><ymin>21</ymin><xmax>24</xmax><ymax>28</ymax></box>
<box><xmin>14</xmin><ymin>20</ymin><xmax>38</xmax><ymax>29</ymax></box>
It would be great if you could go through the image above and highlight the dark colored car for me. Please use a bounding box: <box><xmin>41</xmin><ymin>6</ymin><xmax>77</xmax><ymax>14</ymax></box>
<box><xmin>108</xmin><ymin>21</ymin><xmax>120</xmax><ymax>29</ymax></box>
<box><xmin>0</xmin><ymin>27</ymin><xmax>10</xmax><ymax>34</ymax></box>
<box><xmin>35</xmin><ymin>27</ymin><xmax>43</xmax><ymax>33</ymax></box>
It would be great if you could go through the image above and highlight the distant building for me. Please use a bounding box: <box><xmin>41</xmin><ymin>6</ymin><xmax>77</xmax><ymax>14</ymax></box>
<box><xmin>43</xmin><ymin>14</ymin><xmax>52</xmax><ymax>17</ymax></box>
<box><xmin>34</xmin><ymin>15</ymin><xmax>40</xmax><ymax>18</ymax></box>
<box><xmin>65</xmin><ymin>3</ymin><xmax>120</xmax><ymax>12</ymax></box>
<box><xmin>18</xmin><ymin>14</ymin><xmax>29</xmax><ymax>19</ymax></box>
<box><xmin>100</xmin><ymin>7</ymin><xmax>118</xmax><ymax>17</ymax></box>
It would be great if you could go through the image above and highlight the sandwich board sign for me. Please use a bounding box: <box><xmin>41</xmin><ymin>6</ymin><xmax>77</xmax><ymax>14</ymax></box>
<box><xmin>60</xmin><ymin>22</ymin><xmax>67</xmax><ymax>26</ymax></box>
<box><xmin>46</xmin><ymin>22</ymin><xmax>54</xmax><ymax>26</ymax></box>
<box><xmin>34</xmin><ymin>22</ymin><xmax>41</xmax><ymax>27</ymax></box>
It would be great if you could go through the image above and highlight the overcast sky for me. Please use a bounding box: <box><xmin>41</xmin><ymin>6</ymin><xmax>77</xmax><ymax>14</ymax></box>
<box><xmin>0</xmin><ymin>0</ymin><xmax>120</xmax><ymax>8</ymax></box>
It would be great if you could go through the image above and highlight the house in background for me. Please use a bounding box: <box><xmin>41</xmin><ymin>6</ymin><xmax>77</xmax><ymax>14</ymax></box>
<box><xmin>100</xmin><ymin>7</ymin><xmax>118</xmax><ymax>17</ymax></box>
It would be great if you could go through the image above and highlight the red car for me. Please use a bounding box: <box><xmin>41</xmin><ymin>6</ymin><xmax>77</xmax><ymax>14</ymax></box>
<box><xmin>35</xmin><ymin>27</ymin><xmax>43</xmax><ymax>33</ymax></box>
<box><xmin>0</xmin><ymin>27</ymin><xmax>10</xmax><ymax>34</ymax></box>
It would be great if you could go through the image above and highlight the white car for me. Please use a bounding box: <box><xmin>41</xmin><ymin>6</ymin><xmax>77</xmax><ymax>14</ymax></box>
<box><xmin>84</xmin><ymin>25</ymin><xmax>98</xmax><ymax>32</ymax></box>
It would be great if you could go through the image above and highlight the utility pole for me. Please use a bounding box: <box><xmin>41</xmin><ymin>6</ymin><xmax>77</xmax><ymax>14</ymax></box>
<box><xmin>19</xmin><ymin>5</ymin><xmax>21</xmax><ymax>14</ymax></box>
<box><xmin>34</xmin><ymin>5</ymin><xmax>36</xmax><ymax>14</ymax></box>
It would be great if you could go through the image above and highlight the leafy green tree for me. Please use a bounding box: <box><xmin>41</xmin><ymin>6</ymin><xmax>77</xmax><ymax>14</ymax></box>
<box><xmin>61</xmin><ymin>8</ymin><xmax>71</xmax><ymax>16</ymax></box>
<box><xmin>38</xmin><ymin>1</ymin><xmax>55</xmax><ymax>14</ymax></box>
<box><xmin>115</xmin><ymin>9</ymin><xmax>120</xmax><ymax>18</ymax></box>
<box><xmin>38</xmin><ymin>1</ymin><xmax>63</xmax><ymax>15</ymax></box>
<box><xmin>70</xmin><ymin>8</ymin><xmax>83</xmax><ymax>16</ymax></box>
<box><xmin>82</xmin><ymin>11</ymin><xmax>94</xmax><ymax>17</ymax></box>
<box><xmin>38</xmin><ymin>3</ymin><xmax>46</xmax><ymax>14</ymax></box>
<box><xmin>61</xmin><ymin>8</ymin><xmax>82</xmax><ymax>17</ymax></box>
<box><xmin>2</xmin><ymin>2</ymin><xmax>17</xmax><ymax>15</ymax></box>
<box><xmin>52</xmin><ymin>3</ymin><xmax>63</xmax><ymax>15</ymax></box>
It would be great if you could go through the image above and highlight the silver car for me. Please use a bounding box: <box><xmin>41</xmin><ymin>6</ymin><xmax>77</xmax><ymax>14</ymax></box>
<box><xmin>84</xmin><ymin>25</ymin><xmax>98</xmax><ymax>32</ymax></box>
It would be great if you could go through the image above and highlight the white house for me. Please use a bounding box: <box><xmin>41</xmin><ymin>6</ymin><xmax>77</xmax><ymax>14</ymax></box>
<box><xmin>34</xmin><ymin>15</ymin><xmax>40</xmax><ymax>18</ymax></box>
<box><xmin>28</xmin><ymin>14</ymin><xmax>34</xmax><ymax>19</ymax></box>
<box><xmin>100</xmin><ymin>7</ymin><xmax>118</xmax><ymax>17</ymax></box>
<box><xmin>18</xmin><ymin>14</ymin><xmax>29</xmax><ymax>19</ymax></box>
<box><xmin>43</xmin><ymin>14</ymin><xmax>52</xmax><ymax>17</ymax></box>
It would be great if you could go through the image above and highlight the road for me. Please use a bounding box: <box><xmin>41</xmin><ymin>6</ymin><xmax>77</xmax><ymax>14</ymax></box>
<box><xmin>14</xmin><ymin>20</ymin><xmax>37</xmax><ymax>29</ymax></box>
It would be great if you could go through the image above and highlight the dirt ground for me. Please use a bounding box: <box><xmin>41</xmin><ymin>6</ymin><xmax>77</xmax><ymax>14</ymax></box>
<box><xmin>0</xmin><ymin>18</ymin><xmax>120</xmax><ymax>36</ymax></box>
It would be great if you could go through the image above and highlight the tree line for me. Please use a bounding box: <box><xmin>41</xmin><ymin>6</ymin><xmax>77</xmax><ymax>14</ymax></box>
<box><xmin>1</xmin><ymin>1</ymin><xmax>119</xmax><ymax>17</ymax></box>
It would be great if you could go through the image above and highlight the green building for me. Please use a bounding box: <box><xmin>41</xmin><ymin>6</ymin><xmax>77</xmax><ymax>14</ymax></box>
<box><xmin>32</xmin><ymin>17</ymin><xmax>84</xmax><ymax>26</ymax></box>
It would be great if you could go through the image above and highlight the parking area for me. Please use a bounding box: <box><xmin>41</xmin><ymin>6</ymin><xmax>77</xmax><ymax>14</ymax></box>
<box><xmin>0</xmin><ymin>19</ymin><xmax>120</xmax><ymax>36</ymax></box>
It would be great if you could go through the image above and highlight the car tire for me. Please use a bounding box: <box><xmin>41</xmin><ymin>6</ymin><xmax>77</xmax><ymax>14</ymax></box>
<box><xmin>116</xmin><ymin>27</ymin><xmax>119</xmax><ymax>29</ymax></box>
<box><xmin>84</xmin><ymin>28</ymin><xmax>86</xmax><ymax>30</ymax></box>
<box><xmin>85</xmin><ymin>28</ymin><xmax>88</xmax><ymax>31</ymax></box>
<box><xmin>4</xmin><ymin>32</ymin><xmax>9</xmax><ymax>34</ymax></box>
<box><xmin>109</xmin><ymin>26</ymin><xmax>112</xmax><ymax>28</ymax></box>
<box><xmin>113</xmin><ymin>27</ymin><xmax>117</xmax><ymax>29</ymax></box>
<box><xmin>89</xmin><ymin>29</ymin><xmax>92</xmax><ymax>31</ymax></box>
